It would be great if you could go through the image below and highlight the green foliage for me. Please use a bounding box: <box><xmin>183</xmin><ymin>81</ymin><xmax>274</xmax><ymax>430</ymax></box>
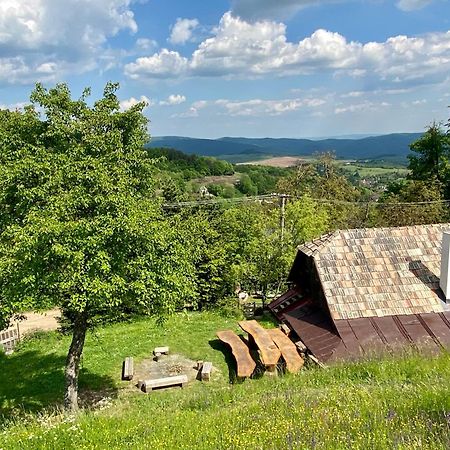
<box><xmin>236</xmin><ymin>173</ymin><xmax>257</xmax><ymax>196</ymax></box>
<box><xmin>408</xmin><ymin>123</ymin><xmax>449</xmax><ymax>188</ymax></box>
<box><xmin>376</xmin><ymin>179</ymin><xmax>448</xmax><ymax>227</ymax></box>
<box><xmin>179</xmin><ymin>197</ymin><xmax>328</xmax><ymax>308</ymax></box>
<box><xmin>148</xmin><ymin>147</ymin><xmax>234</xmax><ymax>180</ymax></box>
<box><xmin>0</xmin><ymin>83</ymin><xmax>197</xmax><ymax>330</ymax></box>
<box><xmin>285</xmin><ymin>195</ymin><xmax>329</xmax><ymax>245</ymax></box>
<box><xmin>237</xmin><ymin>164</ymin><xmax>291</xmax><ymax>194</ymax></box>
<box><xmin>277</xmin><ymin>153</ymin><xmax>364</xmax><ymax>230</ymax></box>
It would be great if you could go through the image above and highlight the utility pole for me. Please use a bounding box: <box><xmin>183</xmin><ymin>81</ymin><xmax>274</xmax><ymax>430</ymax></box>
<box><xmin>279</xmin><ymin>194</ymin><xmax>287</xmax><ymax>246</ymax></box>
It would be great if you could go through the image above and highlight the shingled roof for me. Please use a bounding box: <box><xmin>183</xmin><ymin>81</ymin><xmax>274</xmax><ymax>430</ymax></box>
<box><xmin>296</xmin><ymin>223</ymin><xmax>450</xmax><ymax>321</ymax></box>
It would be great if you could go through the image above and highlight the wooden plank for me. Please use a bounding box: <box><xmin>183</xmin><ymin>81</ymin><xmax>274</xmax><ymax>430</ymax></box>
<box><xmin>238</xmin><ymin>320</ymin><xmax>281</xmax><ymax>366</ymax></box>
<box><xmin>154</xmin><ymin>346</ymin><xmax>169</xmax><ymax>355</ymax></box>
<box><xmin>371</xmin><ymin>316</ymin><xmax>408</xmax><ymax>349</ymax></box>
<box><xmin>284</xmin><ymin>310</ymin><xmax>343</xmax><ymax>362</ymax></box>
<box><xmin>267</xmin><ymin>328</ymin><xmax>304</xmax><ymax>373</ymax></box>
<box><xmin>140</xmin><ymin>375</ymin><xmax>188</xmax><ymax>392</ymax></box>
<box><xmin>201</xmin><ymin>361</ymin><xmax>212</xmax><ymax>381</ymax></box>
<box><xmin>216</xmin><ymin>330</ymin><xmax>256</xmax><ymax>378</ymax></box>
<box><xmin>421</xmin><ymin>313</ymin><xmax>450</xmax><ymax>347</ymax></box>
<box><xmin>347</xmin><ymin>318</ymin><xmax>386</xmax><ymax>355</ymax></box>
<box><xmin>279</xmin><ymin>323</ymin><xmax>291</xmax><ymax>336</ymax></box>
<box><xmin>122</xmin><ymin>357</ymin><xmax>134</xmax><ymax>381</ymax></box>
<box><xmin>397</xmin><ymin>315</ymin><xmax>439</xmax><ymax>350</ymax></box>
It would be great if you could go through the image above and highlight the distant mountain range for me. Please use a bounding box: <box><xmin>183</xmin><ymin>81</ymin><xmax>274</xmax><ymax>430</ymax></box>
<box><xmin>148</xmin><ymin>133</ymin><xmax>423</xmax><ymax>163</ymax></box>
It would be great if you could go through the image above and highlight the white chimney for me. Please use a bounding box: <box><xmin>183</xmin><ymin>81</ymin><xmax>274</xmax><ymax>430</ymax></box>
<box><xmin>440</xmin><ymin>232</ymin><xmax>450</xmax><ymax>301</ymax></box>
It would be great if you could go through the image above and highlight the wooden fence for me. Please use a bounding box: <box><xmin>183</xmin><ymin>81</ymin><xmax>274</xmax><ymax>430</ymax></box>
<box><xmin>0</xmin><ymin>326</ymin><xmax>19</xmax><ymax>353</ymax></box>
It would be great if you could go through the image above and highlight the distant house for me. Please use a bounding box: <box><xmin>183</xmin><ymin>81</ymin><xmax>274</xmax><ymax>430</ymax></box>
<box><xmin>269</xmin><ymin>224</ymin><xmax>450</xmax><ymax>363</ymax></box>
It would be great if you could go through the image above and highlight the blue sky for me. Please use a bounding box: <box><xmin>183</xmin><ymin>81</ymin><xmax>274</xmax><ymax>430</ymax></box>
<box><xmin>0</xmin><ymin>0</ymin><xmax>449</xmax><ymax>138</ymax></box>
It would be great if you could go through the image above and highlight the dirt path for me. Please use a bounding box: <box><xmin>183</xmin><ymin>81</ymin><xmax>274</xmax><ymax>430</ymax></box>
<box><xmin>9</xmin><ymin>309</ymin><xmax>60</xmax><ymax>335</ymax></box>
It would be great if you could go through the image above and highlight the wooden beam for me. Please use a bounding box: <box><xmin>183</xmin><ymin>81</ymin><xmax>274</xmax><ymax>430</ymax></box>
<box><xmin>140</xmin><ymin>375</ymin><xmax>188</xmax><ymax>392</ymax></box>
<box><xmin>201</xmin><ymin>362</ymin><xmax>212</xmax><ymax>381</ymax></box>
<box><xmin>238</xmin><ymin>320</ymin><xmax>281</xmax><ymax>366</ymax></box>
<box><xmin>122</xmin><ymin>357</ymin><xmax>134</xmax><ymax>381</ymax></box>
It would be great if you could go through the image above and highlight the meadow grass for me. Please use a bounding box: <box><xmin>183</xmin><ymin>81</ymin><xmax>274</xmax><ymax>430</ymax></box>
<box><xmin>1</xmin><ymin>311</ymin><xmax>450</xmax><ymax>449</ymax></box>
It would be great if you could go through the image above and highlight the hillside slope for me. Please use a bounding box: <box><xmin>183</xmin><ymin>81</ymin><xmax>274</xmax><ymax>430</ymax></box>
<box><xmin>148</xmin><ymin>133</ymin><xmax>422</xmax><ymax>162</ymax></box>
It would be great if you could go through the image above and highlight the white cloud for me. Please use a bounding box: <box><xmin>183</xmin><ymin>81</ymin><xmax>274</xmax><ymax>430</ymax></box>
<box><xmin>0</xmin><ymin>101</ymin><xmax>28</xmax><ymax>111</ymax></box>
<box><xmin>125</xmin><ymin>12</ymin><xmax>450</xmax><ymax>88</ymax></box>
<box><xmin>119</xmin><ymin>95</ymin><xmax>153</xmax><ymax>111</ymax></box>
<box><xmin>125</xmin><ymin>48</ymin><xmax>189</xmax><ymax>79</ymax></box>
<box><xmin>169</xmin><ymin>18</ymin><xmax>199</xmax><ymax>45</ymax></box>
<box><xmin>174</xmin><ymin>96</ymin><xmax>326</xmax><ymax>118</ymax></box>
<box><xmin>0</xmin><ymin>0</ymin><xmax>139</xmax><ymax>84</ymax></box>
<box><xmin>160</xmin><ymin>94</ymin><xmax>187</xmax><ymax>106</ymax></box>
<box><xmin>216</xmin><ymin>97</ymin><xmax>326</xmax><ymax>116</ymax></box>
<box><xmin>341</xmin><ymin>91</ymin><xmax>364</xmax><ymax>98</ymax></box>
<box><xmin>172</xmin><ymin>107</ymin><xmax>200</xmax><ymax>118</ymax></box>
<box><xmin>191</xmin><ymin>100</ymin><xmax>208</xmax><ymax>109</ymax></box>
<box><xmin>135</xmin><ymin>38</ymin><xmax>158</xmax><ymax>51</ymax></box>
<box><xmin>396</xmin><ymin>0</ymin><xmax>434</xmax><ymax>11</ymax></box>
<box><xmin>334</xmin><ymin>101</ymin><xmax>390</xmax><ymax>114</ymax></box>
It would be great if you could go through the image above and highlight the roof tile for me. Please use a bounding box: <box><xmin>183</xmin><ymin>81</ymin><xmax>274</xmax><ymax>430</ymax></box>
<box><xmin>299</xmin><ymin>223</ymin><xmax>450</xmax><ymax>321</ymax></box>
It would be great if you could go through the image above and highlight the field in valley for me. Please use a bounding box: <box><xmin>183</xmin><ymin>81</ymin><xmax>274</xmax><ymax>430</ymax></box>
<box><xmin>236</xmin><ymin>156</ymin><xmax>308</xmax><ymax>168</ymax></box>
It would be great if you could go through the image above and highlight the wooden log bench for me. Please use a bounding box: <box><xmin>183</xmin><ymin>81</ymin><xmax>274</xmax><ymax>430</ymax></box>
<box><xmin>201</xmin><ymin>361</ymin><xmax>212</xmax><ymax>381</ymax></box>
<box><xmin>238</xmin><ymin>320</ymin><xmax>281</xmax><ymax>374</ymax></box>
<box><xmin>267</xmin><ymin>328</ymin><xmax>304</xmax><ymax>374</ymax></box>
<box><xmin>122</xmin><ymin>357</ymin><xmax>134</xmax><ymax>381</ymax></box>
<box><xmin>216</xmin><ymin>330</ymin><xmax>256</xmax><ymax>378</ymax></box>
<box><xmin>153</xmin><ymin>346</ymin><xmax>169</xmax><ymax>360</ymax></box>
<box><xmin>138</xmin><ymin>374</ymin><xmax>188</xmax><ymax>393</ymax></box>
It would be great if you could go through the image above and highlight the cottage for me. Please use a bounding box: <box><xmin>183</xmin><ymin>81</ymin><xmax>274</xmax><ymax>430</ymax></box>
<box><xmin>269</xmin><ymin>223</ymin><xmax>450</xmax><ymax>363</ymax></box>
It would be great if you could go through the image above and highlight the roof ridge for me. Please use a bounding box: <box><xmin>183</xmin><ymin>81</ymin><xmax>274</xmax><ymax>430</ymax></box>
<box><xmin>297</xmin><ymin>230</ymin><xmax>339</xmax><ymax>256</ymax></box>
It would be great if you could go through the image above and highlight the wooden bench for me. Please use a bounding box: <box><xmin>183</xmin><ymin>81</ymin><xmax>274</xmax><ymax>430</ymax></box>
<box><xmin>139</xmin><ymin>375</ymin><xmax>188</xmax><ymax>393</ymax></box>
<box><xmin>122</xmin><ymin>357</ymin><xmax>134</xmax><ymax>381</ymax></box>
<box><xmin>201</xmin><ymin>361</ymin><xmax>212</xmax><ymax>381</ymax></box>
<box><xmin>238</xmin><ymin>320</ymin><xmax>281</xmax><ymax>372</ymax></box>
<box><xmin>216</xmin><ymin>330</ymin><xmax>256</xmax><ymax>378</ymax></box>
<box><xmin>267</xmin><ymin>328</ymin><xmax>304</xmax><ymax>374</ymax></box>
<box><xmin>153</xmin><ymin>346</ymin><xmax>169</xmax><ymax>360</ymax></box>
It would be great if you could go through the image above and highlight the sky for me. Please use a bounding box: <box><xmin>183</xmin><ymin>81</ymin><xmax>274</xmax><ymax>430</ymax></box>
<box><xmin>0</xmin><ymin>0</ymin><xmax>449</xmax><ymax>138</ymax></box>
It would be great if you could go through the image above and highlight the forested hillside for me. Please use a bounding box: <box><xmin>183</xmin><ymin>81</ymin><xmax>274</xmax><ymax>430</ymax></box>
<box><xmin>148</xmin><ymin>133</ymin><xmax>423</xmax><ymax>163</ymax></box>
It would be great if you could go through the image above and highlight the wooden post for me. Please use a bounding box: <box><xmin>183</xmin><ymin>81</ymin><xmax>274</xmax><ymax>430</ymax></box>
<box><xmin>280</xmin><ymin>194</ymin><xmax>286</xmax><ymax>246</ymax></box>
<box><xmin>201</xmin><ymin>362</ymin><xmax>212</xmax><ymax>381</ymax></box>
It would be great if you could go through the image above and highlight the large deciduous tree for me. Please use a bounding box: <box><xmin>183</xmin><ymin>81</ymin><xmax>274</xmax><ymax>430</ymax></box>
<box><xmin>408</xmin><ymin>122</ymin><xmax>450</xmax><ymax>194</ymax></box>
<box><xmin>0</xmin><ymin>83</ymin><xmax>196</xmax><ymax>411</ymax></box>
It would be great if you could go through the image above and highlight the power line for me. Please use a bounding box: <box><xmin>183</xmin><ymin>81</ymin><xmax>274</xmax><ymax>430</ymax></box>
<box><xmin>162</xmin><ymin>193</ymin><xmax>450</xmax><ymax>209</ymax></box>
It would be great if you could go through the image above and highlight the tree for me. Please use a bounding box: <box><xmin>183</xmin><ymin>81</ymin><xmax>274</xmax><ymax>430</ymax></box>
<box><xmin>0</xmin><ymin>84</ymin><xmax>197</xmax><ymax>411</ymax></box>
<box><xmin>285</xmin><ymin>195</ymin><xmax>329</xmax><ymax>245</ymax></box>
<box><xmin>408</xmin><ymin>123</ymin><xmax>449</xmax><ymax>194</ymax></box>
<box><xmin>376</xmin><ymin>179</ymin><xmax>448</xmax><ymax>226</ymax></box>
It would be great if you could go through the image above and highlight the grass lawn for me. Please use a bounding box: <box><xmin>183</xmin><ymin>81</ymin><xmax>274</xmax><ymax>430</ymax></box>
<box><xmin>1</xmin><ymin>311</ymin><xmax>450</xmax><ymax>449</ymax></box>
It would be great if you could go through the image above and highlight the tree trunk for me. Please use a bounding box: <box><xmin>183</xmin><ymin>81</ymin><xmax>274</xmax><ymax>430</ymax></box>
<box><xmin>64</xmin><ymin>313</ymin><xmax>88</xmax><ymax>412</ymax></box>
